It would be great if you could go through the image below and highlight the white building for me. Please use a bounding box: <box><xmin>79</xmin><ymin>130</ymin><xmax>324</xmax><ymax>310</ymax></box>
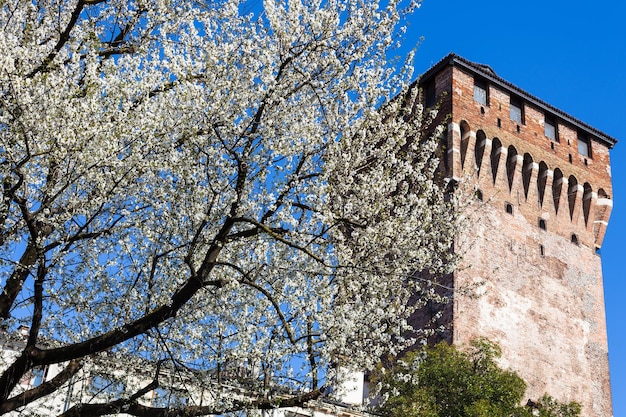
<box><xmin>0</xmin><ymin>329</ymin><xmax>370</xmax><ymax>417</ymax></box>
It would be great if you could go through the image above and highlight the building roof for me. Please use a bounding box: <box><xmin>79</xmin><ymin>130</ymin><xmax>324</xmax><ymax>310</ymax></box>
<box><xmin>419</xmin><ymin>53</ymin><xmax>618</xmax><ymax>148</ymax></box>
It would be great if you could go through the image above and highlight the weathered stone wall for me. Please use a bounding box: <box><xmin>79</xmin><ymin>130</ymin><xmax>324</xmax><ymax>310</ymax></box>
<box><xmin>453</xmin><ymin>202</ymin><xmax>611</xmax><ymax>417</ymax></box>
<box><xmin>426</xmin><ymin>63</ymin><xmax>614</xmax><ymax>417</ymax></box>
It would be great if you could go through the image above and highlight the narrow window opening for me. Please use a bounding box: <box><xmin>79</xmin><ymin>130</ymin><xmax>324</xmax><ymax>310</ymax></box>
<box><xmin>578</xmin><ymin>132</ymin><xmax>591</xmax><ymax>157</ymax></box>
<box><xmin>475</xmin><ymin>189</ymin><xmax>483</xmax><ymax>201</ymax></box>
<box><xmin>545</xmin><ymin>115</ymin><xmax>558</xmax><ymax>141</ymax></box>
<box><xmin>540</xmin><ymin>245</ymin><xmax>545</xmax><ymax>257</ymax></box>
<box><xmin>516</xmin><ymin>124</ymin><xmax>521</xmax><ymax>133</ymax></box>
<box><xmin>505</xmin><ymin>203</ymin><xmax>513</xmax><ymax>214</ymax></box>
<box><xmin>571</xmin><ymin>234</ymin><xmax>579</xmax><ymax>245</ymax></box>
<box><xmin>31</xmin><ymin>366</ymin><xmax>49</xmax><ymax>387</ymax></box>
<box><xmin>510</xmin><ymin>96</ymin><xmax>524</xmax><ymax>124</ymax></box>
<box><xmin>568</xmin><ymin>154</ymin><xmax>572</xmax><ymax>164</ymax></box>
<box><xmin>551</xmin><ymin>142</ymin><xmax>555</xmax><ymax>150</ymax></box>
<box><xmin>539</xmin><ymin>219</ymin><xmax>547</xmax><ymax>230</ymax></box>
<box><xmin>497</xmin><ymin>118</ymin><xmax>501</xmax><ymax>128</ymax></box>
<box><xmin>474</xmin><ymin>78</ymin><xmax>488</xmax><ymax>106</ymax></box>
<box><xmin>424</xmin><ymin>80</ymin><xmax>436</xmax><ymax>108</ymax></box>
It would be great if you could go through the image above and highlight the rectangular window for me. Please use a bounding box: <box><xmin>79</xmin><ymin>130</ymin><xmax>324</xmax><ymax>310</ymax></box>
<box><xmin>424</xmin><ymin>81</ymin><xmax>436</xmax><ymax>108</ymax></box>
<box><xmin>31</xmin><ymin>366</ymin><xmax>48</xmax><ymax>387</ymax></box>
<box><xmin>578</xmin><ymin>133</ymin><xmax>591</xmax><ymax>157</ymax></box>
<box><xmin>510</xmin><ymin>96</ymin><xmax>524</xmax><ymax>124</ymax></box>
<box><xmin>545</xmin><ymin>115</ymin><xmax>558</xmax><ymax>141</ymax></box>
<box><xmin>473</xmin><ymin>78</ymin><xmax>488</xmax><ymax>105</ymax></box>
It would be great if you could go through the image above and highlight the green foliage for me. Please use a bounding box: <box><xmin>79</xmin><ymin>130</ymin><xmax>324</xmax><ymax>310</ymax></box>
<box><xmin>527</xmin><ymin>395</ymin><xmax>582</xmax><ymax>417</ymax></box>
<box><xmin>375</xmin><ymin>339</ymin><xmax>581</xmax><ymax>417</ymax></box>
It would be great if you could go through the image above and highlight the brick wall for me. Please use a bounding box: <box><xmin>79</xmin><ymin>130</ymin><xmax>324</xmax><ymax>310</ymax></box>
<box><xmin>420</xmin><ymin>61</ymin><xmax>614</xmax><ymax>417</ymax></box>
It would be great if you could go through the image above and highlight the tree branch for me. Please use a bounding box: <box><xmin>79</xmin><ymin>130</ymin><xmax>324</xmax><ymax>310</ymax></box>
<box><xmin>61</xmin><ymin>388</ymin><xmax>323</xmax><ymax>417</ymax></box>
<box><xmin>233</xmin><ymin>217</ymin><xmax>327</xmax><ymax>265</ymax></box>
<box><xmin>0</xmin><ymin>359</ymin><xmax>82</xmax><ymax>414</ymax></box>
<box><xmin>0</xmin><ymin>241</ymin><xmax>37</xmax><ymax>319</ymax></box>
<box><xmin>27</xmin><ymin>0</ymin><xmax>107</xmax><ymax>78</ymax></box>
<box><xmin>27</xmin><ymin>217</ymin><xmax>236</xmax><ymax>367</ymax></box>
<box><xmin>59</xmin><ymin>377</ymin><xmax>158</xmax><ymax>417</ymax></box>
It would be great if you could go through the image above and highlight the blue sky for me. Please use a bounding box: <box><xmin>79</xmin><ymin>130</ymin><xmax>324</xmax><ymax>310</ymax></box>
<box><xmin>401</xmin><ymin>0</ymin><xmax>625</xmax><ymax>414</ymax></box>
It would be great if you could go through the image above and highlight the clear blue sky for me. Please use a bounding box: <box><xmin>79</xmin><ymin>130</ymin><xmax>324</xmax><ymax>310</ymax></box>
<box><xmin>402</xmin><ymin>0</ymin><xmax>625</xmax><ymax>414</ymax></box>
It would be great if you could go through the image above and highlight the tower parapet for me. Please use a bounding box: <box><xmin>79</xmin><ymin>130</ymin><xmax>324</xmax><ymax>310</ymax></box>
<box><xmin>418</xmin><ymin>54</ymin><xmax>616</xmax><ymax>417</ymax></box>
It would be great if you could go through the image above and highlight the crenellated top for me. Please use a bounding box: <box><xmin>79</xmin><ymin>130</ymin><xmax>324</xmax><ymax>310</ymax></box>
<box><xmin>419</xmin><ymin>53</ymin><xmax>617</xmax><ymax>148</ymax></box>
<box><xmin>416</xmin><ymin>54</ymin><xmax>615</xmax><ymax>249</ymax></box>
<box><xmin>449</xmin><ymin>120</ymin><xmax>612</xmax><ymax>249</ymax></box>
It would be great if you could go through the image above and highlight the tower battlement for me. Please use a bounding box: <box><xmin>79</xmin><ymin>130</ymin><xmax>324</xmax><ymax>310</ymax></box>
<box><xmin>418</xmin><ymin>54</ymin><xmax>616</xmax><ymax>417</ymax></box>
<box><xmin>451</xmin><ymin>117</ymin><xmax>612</xmax><ymax>250</ymax></box>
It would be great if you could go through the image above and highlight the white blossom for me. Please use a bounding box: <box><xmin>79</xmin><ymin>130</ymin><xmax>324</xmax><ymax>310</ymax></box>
<box><xmin>0</xmin><ymin>0</ymin><xmax>456</xmax><ymax>415</ymax></box>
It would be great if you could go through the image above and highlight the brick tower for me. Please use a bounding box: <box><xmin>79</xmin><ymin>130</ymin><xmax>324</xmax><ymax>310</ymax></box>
<box><xmin>418</xmin><ymin>54</ymin><xmax>615</xmax><ymax>417</ymax></box>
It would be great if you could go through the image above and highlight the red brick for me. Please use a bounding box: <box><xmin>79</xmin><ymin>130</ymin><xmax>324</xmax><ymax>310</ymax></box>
<box><xmin>418</xmin><ymin>54</ymin><xmax>614</xmax><ymax>417</ymax></box>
